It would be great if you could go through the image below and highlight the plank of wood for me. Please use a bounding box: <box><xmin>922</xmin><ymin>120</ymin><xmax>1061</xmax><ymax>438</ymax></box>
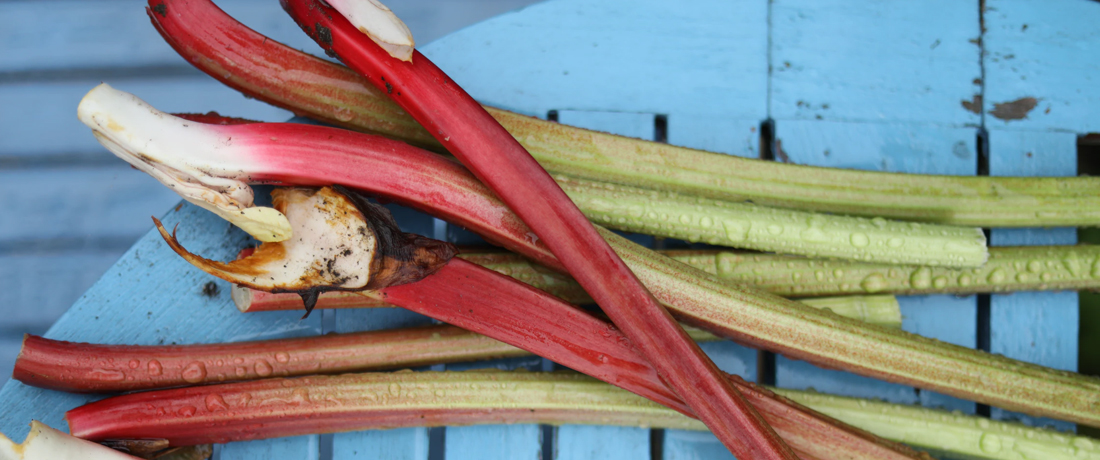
<box><xmin>333</xmin><ymin>428</ymin><xmax>428</xmax><ymax>460</ymax></box>
<box><xmin>421</xmin><ymin>0</ymin><xmax>768</xmax><ymax>119</ymax></box>
<box><xmin>666</xmin><ymin>115</ymin><xmax>761</xmax><ymax>158</ymax></box>
<box><xmin>221</xmin><ymin>435</ymin><xmax>320</xmax><ymax>460</ymax></box>
<box><xmin>983</xmin><ymin>0</ymin><xmax>1100</xmax><ymax>132</ymax></box>
<box><xmin>0</xmin><ymin>252</ymin><xmax>127</xmax><ymax>332</ymax></box>
<box><xmin>0</xmin><ymin>78</ymin><xmax>292</xmax><ymax>157</ymax></box>
<box><xmin>771</xmin><ymin>0</ymin><xmax>981</xmax><ymax>126</ymax></box>
<box><xmin>987</xmin><ymin>129</ymin><xmax>1078</xmax><ymax>431</ymax></box>
<box><xmin>0</xmin><ymin>0</ymin><xmax>322</xmax><ymax>74</ymax></box>
<box><xmin>0</xmin><ymin>166</ymin><xmax>180</xmax><ymax>243</ymax></box>
<box><xmin>0</xmin><ymin>202</ymin><xmax>322</xmax><ymax>457</ymax></box>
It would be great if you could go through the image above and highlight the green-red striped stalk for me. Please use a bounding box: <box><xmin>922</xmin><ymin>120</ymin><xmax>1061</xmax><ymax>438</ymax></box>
<box><xmin>236</xmin><ymin>283</ymin><xmax>902</xmax><ymax>330</ymax></box>
<box><xmin>12</xmin><ymin>326</ymin><xmax>526</xmax><ymax>393</ymax></box>
<box><xmin>148</xmin><ymin>0</ymin><xmax>1100</xmax><ymax>227</ymax></box>
<box><xmin>65</xmin><ymin>371</ymin><xmax>1100</xmax><ymax>460</ymax></box>
<box><xmin>663</xmin><ymin>245</ymin><xmax>1100</xmax><ymax>297</ymax></box>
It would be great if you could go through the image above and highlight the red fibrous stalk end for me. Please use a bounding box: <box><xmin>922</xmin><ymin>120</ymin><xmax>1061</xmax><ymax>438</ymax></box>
<box><xmin>280</xmin><ymin>1</ymin><xmax>795</xmax><ymax>457</ymax></box>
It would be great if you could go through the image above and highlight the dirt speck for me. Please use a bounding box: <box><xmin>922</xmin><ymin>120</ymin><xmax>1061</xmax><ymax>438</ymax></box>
<box><xmin>990</xmin><ymin>97</ymin><xmax>1039</xmax><ymax>120</ymax></box>
<box><xmin>202</xmin><ymin>281</ymin><xmax>220</xmax><ymax>298</ymax></box>
<box><xmin>961</xmin><ymin>95</ymin><xmax>983</xmax><ymax>114</ymax></box>
<box><xmin>151</xmin><ymin>2</ymin><xmax>167</xmax><ymax>18</ymax></box>
<box><xmin>315</xmin><ymin>23</ymin><xmax>333</xmax><ymax>47</ymax></box>
<box><xmin>774</xmin><ymin>139</ymin><xmax>791</xmax><ymax>163</ymax></box>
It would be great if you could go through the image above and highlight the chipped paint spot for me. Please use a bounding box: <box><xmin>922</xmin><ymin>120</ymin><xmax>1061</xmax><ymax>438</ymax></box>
<box><xmin>961</xmin><ymin>95</ymin><xmax>983</xmax><ymax>114</ymax></box>
<box><xmin>990</xmin><ymin>97</ymin><xmax>1039</xmax><ymax>121</ymax></box>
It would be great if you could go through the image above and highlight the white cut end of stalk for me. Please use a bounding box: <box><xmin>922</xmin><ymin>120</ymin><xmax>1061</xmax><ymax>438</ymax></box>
<box><xmin>77</xmin><ymin>83</ymin><xmax>291</xmax><ymax>242</ymax></box>
<box><xmin>1</xmin><ymin>421</ymin><xmax>140</xmax><ymax>460</ymax></box>
<box><xmin>158</xmin><ymin>187</ymin><xmax>376</xmax><ymax>293</ymax></box>
<box><xmin>327</xmin><ymin>0</ymin><xmax>415</xmax><ymax>61</ymax></box>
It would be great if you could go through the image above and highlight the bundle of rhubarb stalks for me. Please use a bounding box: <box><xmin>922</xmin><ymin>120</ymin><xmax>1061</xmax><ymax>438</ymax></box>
<box><xmin>4</xmin><ymin>0</ymin><xmax>1100</xmax><ymax>459</ymax></box>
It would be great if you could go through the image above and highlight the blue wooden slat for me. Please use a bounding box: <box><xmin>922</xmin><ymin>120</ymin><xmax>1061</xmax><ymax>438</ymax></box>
<box><xmin>666</xmin><ymin>115</ymin><xmax>761</xmax><ymax>158</ymax></box>
<box><xmin>422</xmin><ymin>0</ymin><xmax>768</xmax><ymax>119</ymax></box>
<box><xmin>0</xmin><ymin>78</ymin><xmax>293</xmax><ymax>157</ymax></box>
<box><xmin>333</xmin><ymin>428</ymin><xmax>428</xmax><ymax>460</ymax></box>
<box><xmin>0</xmin><ymin>202</ymin><xmax>321</xmax><ymax>457</ymax></box>
<box><xmin>0</xmin><ymin>166</ymin><xmax>180</xmax><ymax>243</ymax></box>
<box><xmin>0</xmin><ymin>252</ymin><xmax>125</xmax><ymax>332</ymax></box>
<box><xmin>774</xmin><ymin>121</ymin><xmax>978</xmax><ymax>172</ymax></box>
<box><xmin>221</xmin><ymin>435</ymin><xmax>320</xmax><ymax>460</ymax></box>
<box><xmin>987</xmin><ymin>130</ymin><xmax>1078</xmax><ymax>431</ymax></box>
<box><xmin>983</xmin><ymin>0</ymin><xmax>1100</xmax><ymax>132</ymax></box>
<box><xmin>0</xmin><ymin>0</ymin><xmax>326</xmax><ymax>74</ymax></box>
<box><xmin>771</xmin><ymin>0</ymin><xmax>981</xmax><ymax>126</ymax></box>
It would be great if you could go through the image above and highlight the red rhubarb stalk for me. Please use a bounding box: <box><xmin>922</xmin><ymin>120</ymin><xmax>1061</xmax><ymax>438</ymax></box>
<box><xmin>277</xmin><ymin>2</ymin><xmax>791</xmax><ymax>457</ymax></box>
<box><xmin>13</xmin><ymin>326</ymin><xmax>525</xmax><ymax>393</ymax></box>
<box><xmin>78</xmin><ymin>89</ymin><xmax>1100</xmax><ymax>429</ymax></box>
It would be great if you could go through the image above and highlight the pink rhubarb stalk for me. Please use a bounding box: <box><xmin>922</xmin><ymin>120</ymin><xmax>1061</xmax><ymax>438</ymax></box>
<box><xmin>77</xmin><ymin>86</ymin><xmax>1100</xmax><ymax>431</ymax></box>
<box><xmin>277</xmin><ymin>1</ymin><xmax>792</xmax><ymax>458</ymax></box>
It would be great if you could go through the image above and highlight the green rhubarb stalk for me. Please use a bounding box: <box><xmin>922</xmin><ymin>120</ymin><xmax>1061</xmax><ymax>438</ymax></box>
<box><xmin>776</xmin><ymin>389</ymin><xmax>1100</xmax><ymax>460</ymax></box>
<box><xmin>147</xmin><ymin>3</ymin><xmax>1100</xmax><ymax>227</ymax></box>
<box><xmin>663</xmin><ymin>245</ymin><xmax>1100</xmax><ymax>297</ymax></box>
<box><xmin>559</xmin><ymin>174</ymin><xmax>987</xmax><ymax>267</ymax></box>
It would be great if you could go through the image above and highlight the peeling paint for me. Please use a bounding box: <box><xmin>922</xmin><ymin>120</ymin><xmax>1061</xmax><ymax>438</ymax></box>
<box><xmin>990</xmin><ymin>97</ymin><xmax>1039</xmax><ymax>121</ymax></box>
<box><xmin>961</xmin><ymin>95</ymin><xmax>982</xmax><ymax>114</ymax></box>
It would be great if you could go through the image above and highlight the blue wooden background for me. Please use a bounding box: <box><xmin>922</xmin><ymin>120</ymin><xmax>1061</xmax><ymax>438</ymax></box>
<box><xmin>2</xmin><ymin>0</ymin><xmax>1098</xmax><ymax>459</ymax></box>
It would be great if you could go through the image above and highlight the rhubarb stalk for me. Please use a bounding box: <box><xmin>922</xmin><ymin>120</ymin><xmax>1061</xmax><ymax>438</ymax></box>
<box><xmin>13</xmin><ymin>325</ymin><xmax>525</xmax><ymax>393</ymax></box>
<box><xmin>236</xmin><ymin>285</ymin><xmax>903</xmax><ymax>329</ymax></box>
<box><xmin>63</xmin><ymin>371</ymin><xmax>1100</xmax><ymax>460</ymax></box>
<box><xmin>279</xmin><ymin>1</ymin><xmax>793</xmax><ymax>458</ymax></box>
<box><xmin>147</xmin><ymin>0</ymin><xmax>1100</xmax><ymax>227</ymax></box>
<box><xmin>77</xmin><ymin>85</ymin><xmax>1100</xmax><ymax>429</ymax></box>
<box><xmin>664</xmin><ymin>246</ymin><xmax>1100</xmax><ymax>297</ymax></box>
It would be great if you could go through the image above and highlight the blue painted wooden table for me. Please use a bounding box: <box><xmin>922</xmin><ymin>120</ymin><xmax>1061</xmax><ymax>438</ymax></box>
<box><xmin>2</xmin><ymin>0</ymin><xmax>1098</xmax><ymax>458</ymax></box>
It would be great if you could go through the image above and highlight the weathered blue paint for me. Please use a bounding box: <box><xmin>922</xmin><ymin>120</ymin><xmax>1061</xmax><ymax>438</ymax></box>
<box><xmin>771</xmin><ymin>0</ymin><xmax>982</xmax><ymax>126</ymax></box>
<box><xmin>220</xmin><ymin>435</ymin><xmax>320</xmax><ymax>460</ymax></box>
<box><xmin>422</xmin><ymin>0</ymin><xmax>768</xmax><ymax>120</ymax></box>
<box><xmin>332</xmin><ymin>428</ymin><xmax>428</xmax><ymax>460</ymax></box>
<box><xmin>987</xmin><ymin>130</ymin><xmax>1078</xmax><ymax>431</ymax></box>
<box><xmin>983</xmin><ymin>0</ymin><xmax>1100</xmax><ymax>132</ymax></box>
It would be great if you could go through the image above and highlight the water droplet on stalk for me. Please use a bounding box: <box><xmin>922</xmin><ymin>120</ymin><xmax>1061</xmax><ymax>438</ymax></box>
<box><xmin>183</xmin><ymin>362</ymin><xmax>208</xmax><ymax>383</ymax></box>
<box><xmin>255</xmin><ymin>360</ymin><xmax>273</xmax><ymax>377</ymax></box>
